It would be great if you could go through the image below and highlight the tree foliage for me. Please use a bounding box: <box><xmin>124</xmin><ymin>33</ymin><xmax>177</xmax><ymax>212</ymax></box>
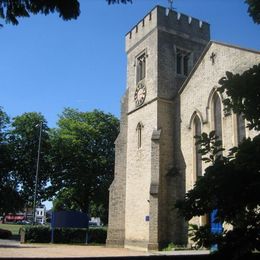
<box><xmin>245</xmin><ymin>0</ymin><xmax>260</xmax><ymax>24</ymax></box>
<box><xmin>8</xmin><ymin>112</ymin><xmax>51</xmax><ymax>207</ymax></box>
<box><xmin>0</xmin><ymin>107</ymin><xmax>119</xmax><ymax>221</ymax></box>
<box><xmin>0</xmin><ymin>107</ymin><xmax>24</xmax><ymax>215</ymax></box>
<box><xmin>0</xmin><ymin>0</ymin><xmax>80</xmax><ymax>25</ymax></box>
<box><xmin>218</xmin><ymin>64</ymin><xmax>260</xmax><ymax>130</ymax></box>
<box><xmin>50</xmin><ymin>108</ymin><xmax>119</xmax><ymax>223</ymax></box>
<box><xmin>177</xmin><ymin>132</ymin><xmax>260</xmax><ymax>258</ymax></box>
<box><xmin>0</xmin><ymin>0</ymin><xmax>132</xmax><ymax>26</ymax></box>
<box><xmin>52</xmin><ymin>187</ymin><xmax>79</xmax><ymax>212</ymax></box>
<box><xmin>176</xmin><ymin>63</ymin><xmax>260</xmax><ymax>259</ymax></box>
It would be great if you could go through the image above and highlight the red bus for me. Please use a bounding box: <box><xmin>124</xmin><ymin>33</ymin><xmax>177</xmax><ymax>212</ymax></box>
<box><xmin>4</xmin><ymin>213</ymin><xmax>25</xmax><ymax>223</ymax></box>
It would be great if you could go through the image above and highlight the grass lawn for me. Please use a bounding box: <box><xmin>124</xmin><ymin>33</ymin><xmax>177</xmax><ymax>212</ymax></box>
<box><xmin>0</xmin><ymin>223</ymin><xmax>23</xmax><ymax>236</ymax></box>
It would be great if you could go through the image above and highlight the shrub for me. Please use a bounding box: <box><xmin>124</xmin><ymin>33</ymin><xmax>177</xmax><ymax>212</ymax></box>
<box><xmin>22</xmin><ymin>225</ymin><xmax>50</xmax><ymax>243</ymax></box>
<box><xmin>0</xmin><ymin>228</ymin><xmax>12</xmax><ymax>239</ymax></box>
<box><xmin>53</xmin><ymin>228</ymin><xmax>87</xmax><ymax>244</ymax></box>
<box><xmin>88</xmin><ymin>227</ymin><xmax>107</xmax><ymax>244</ymax></box>
<box><xmin>20</xmin><ymin>226</ymin><xmax>107</xmax><ymax>244</ymax></box>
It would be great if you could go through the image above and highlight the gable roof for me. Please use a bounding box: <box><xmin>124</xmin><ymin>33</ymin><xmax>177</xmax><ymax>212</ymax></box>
<box><xmin>179</xmin><ymin>40</ymin><xmax>260</xmax><ymax>94</ymax></box>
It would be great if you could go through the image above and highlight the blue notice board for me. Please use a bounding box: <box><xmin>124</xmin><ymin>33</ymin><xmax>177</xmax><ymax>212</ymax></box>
<box><xmin>51</xmin><ymin>211</ymin><xmax>89</xmax><ymax>228</ymax></box>
<box><xmin>51</xmin><ymin>211</ymin><xmax>89</xmax><ymax>243</ymax></box>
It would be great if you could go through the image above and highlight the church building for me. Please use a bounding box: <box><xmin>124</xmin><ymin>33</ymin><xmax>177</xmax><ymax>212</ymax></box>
<box><xmin>106</xmin><ymin>5</ymin><xmax>260</xmax><ymax>250</ymax></box>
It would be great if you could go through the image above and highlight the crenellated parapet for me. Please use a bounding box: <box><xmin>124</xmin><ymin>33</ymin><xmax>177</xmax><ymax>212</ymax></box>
<box><xmin>126</xmin><ymin>5</ymin><xmax>210</xmax><ymax>52</ymax></box>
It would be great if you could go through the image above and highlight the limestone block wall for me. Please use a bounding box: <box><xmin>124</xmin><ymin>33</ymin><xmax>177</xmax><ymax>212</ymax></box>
<box><xmin>157</xmin><ymin>28</ymin><xmax>209</xmax><ymax>100</ymax></box>
<box><xmin>126</xmin><ymin>31</ymin><xmax>158</xmax><ymax>113</ymax></box>
<box><xmin>125</xmin><ymin>102</ymin><xmax>157</xmax><ymax>248</ymax></box>
<box><xmin>180</xmin><ymin>42</ymin><xmax>260</xmax><ymax>228</ymax></box>
<box><xmin>106</xmin><ymin>92</ymin><xmax>128</xmax><ymax>247</ymax></box>
<box><xmin>154</xmin><ymin>7</ymin><xmax>209</xmax><ymax>245</ymax></box>
<box><xmin>124</xmin><ymin>7</ymin><xmax>159</xmax><ymax>249</ymax></box>
<box><xmin>126</xmin><ymin>6</ymin><xmax>210</xmax><ymax>54</ymax></box>
<box><xmin>157</xmin><ymin>99</ymin><xmax>175</xmax><ymax>244</ymax></box>
<box><xmin>123</xmin><ymin>5</ymin><xmax>211</xmax><ymax>249</ymax></box>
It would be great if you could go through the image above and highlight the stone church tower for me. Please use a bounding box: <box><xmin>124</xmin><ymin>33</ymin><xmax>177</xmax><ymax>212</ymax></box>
<box><xmin>107</xmin><ymin>6</ymin><xmax>210</xmax><ymax>250</ymax></box>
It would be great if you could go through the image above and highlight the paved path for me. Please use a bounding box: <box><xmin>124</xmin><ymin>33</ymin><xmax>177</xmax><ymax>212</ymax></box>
<box><xmin>0</xmin><ymin>239</ymin><xmax>209</xmax><ymax>258</ymax></box>
<box><xmin>0</xmin><ymin>241</ymin><xmax>147</xmax><ymax>258</ymax></box>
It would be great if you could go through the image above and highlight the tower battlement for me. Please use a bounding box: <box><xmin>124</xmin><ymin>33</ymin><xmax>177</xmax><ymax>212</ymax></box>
<box><xmin>126</xmin><ymin>5</ymin><xmax>210</xmax><ymax>52</ymax></box>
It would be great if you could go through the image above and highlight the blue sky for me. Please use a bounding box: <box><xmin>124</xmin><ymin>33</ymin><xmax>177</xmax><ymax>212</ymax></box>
<box><xmin>1</xmin><ymin>0</ymin><xmax>260</xmax><ymax>129</ymax></box>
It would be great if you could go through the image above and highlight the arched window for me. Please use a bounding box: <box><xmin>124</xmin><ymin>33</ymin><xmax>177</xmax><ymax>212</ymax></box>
<box><xmin>136</xmin><ymin>53</ymin><xmax>146</xmax><ymax>83</ymax></box>
<box><xmin>194</xmin><ymin>115</ymin><xmax>202</xmax><ymax>178</ymax></box>
<box><xmin>237</xmin><ymin>114</ymin><xmax>246</xmax><ymax>144</ymax></box>
<box><xmin>212</xmin><ymin>93</ymin><xmax>222</xmax><ymax>140</ymax></box>
<box><xmin>136</xmin><ymin>122</ymin><xmax>143</xmax><ymax>149</ymax></box>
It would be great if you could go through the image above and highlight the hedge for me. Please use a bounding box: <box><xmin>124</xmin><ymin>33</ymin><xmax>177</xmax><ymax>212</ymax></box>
<box><xmin>20</xmin><ymin>225</ymin><xmax>107</xmax><ymax>244</ymax></box>
<box><xmin>0</xmin><ymin>228</ymin><xmax>12</xmax><ymax>239</ymax></box>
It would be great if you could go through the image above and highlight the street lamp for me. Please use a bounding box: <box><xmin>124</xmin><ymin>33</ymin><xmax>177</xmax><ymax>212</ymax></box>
<box><xmin>32</xmin><ymin>121</ymin><xmax>43</xmax><ymax>224</ymax></box>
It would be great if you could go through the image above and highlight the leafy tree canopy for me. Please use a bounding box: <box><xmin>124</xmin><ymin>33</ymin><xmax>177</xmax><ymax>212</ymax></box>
<box><xmin>0</xmin><ymin>0</ymin><xmax>80</xmax><ymax>25</ymax></box>
<box><xmin>0</xmin><ymin>107</ymin><xmax>24</xmax><ymax>215</ymax></box>
<box><xmin>8</xmin><ymin>112</ymin><xmax>51</xmax><ymax>207</ymax></box>
<box><xmin>0</xmin><ymin>0</ymin><xmax>132</xmax><ymax>26</ymax></box>
<box><xmin>245</xmin><ymin>0</ymin><xmax>260</xmax><ymax>24</ymax></box>
<box><xmin>218</xmin><ymin>64</ymin><xmax>260</xmax><ymax>130</ymax></box>
<box><xmin>52</xmin><ymin>187</ymin><xmax>79</xmax><ymax>212</ymax></box>
<box><xmin>50</xmin><ymin>108</ymin><xmax>119</xmax><ymax>223</ymax></box>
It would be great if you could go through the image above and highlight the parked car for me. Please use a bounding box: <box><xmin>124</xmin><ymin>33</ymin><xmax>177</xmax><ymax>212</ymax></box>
<box><xmin>16</xmin><ymin>220</ymin><xmax>31</xmax><ymax>225</ymax></box>
<box><xmin>88</xmin><ymin>221</ymin><xmax>98</xmax><ymax>227</ymax></box>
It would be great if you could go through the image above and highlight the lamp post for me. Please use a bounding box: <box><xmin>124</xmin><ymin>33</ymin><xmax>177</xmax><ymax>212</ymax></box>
<box><xmin>32</xmin><ymin>121</ymin><xmax>43</xmax><ymax>224</ymax></box>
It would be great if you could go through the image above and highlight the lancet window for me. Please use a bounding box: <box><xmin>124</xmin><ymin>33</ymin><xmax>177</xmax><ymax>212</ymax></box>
<box><xmin>136</xmin><ymin>122</ymin><xmax>144</xmax><ymax>149</ymax></box>
<box><xmin>194</xmin><ymin>115</ymin><xmax>202</xmax><ymax>178</ymax></box>
<box><xmin>212</xmin><ymin>93</ymin><xmax>222</xmax><ymax>140</ymax></box>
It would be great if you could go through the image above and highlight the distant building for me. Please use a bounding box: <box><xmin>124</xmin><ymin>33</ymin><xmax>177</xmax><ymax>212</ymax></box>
<box><xmin>89</xmin><ymin>217</ymin><xmax>101</xmax><ymax>227</ymax></box>
<box><xmin>35</xmin><ymin>206</ymin><xmax>46</xmax><ymax>224</ymax></box>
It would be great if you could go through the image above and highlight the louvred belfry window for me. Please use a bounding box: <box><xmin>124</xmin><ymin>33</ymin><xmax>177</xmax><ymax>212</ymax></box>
<box><xmin>137</xmin><ymin>54</ymin><xmax>146</xmax><ymax>83</ymax></box>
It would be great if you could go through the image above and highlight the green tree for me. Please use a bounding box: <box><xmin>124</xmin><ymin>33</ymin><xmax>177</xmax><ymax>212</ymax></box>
<box><xmin>245</xmin><ymin>0</ymin><xmax>260</xmax><ymax>24</ymax></box>
<box><xmin>0</xmin><ymin>107</ymin><xmax>23</xmax><ymax>215</ymax></box>
<box><xmin>0</xmin><ymin>0</ymin><xmax>132</xmax><ymax>26</ymax></box>
<box><xmin>52</xmin><ymin>187</ymin><xmax>79</xmax><ymax>211</ymax></box>
<box><xmin>218</xmin><ymin>64</ymin><xmax>260</xmax><ymax>131</ymax></box>
<box><xmin>176</xmin><ymin>65</ymin><xmax>260</xmax><ymax>259</ymax></box>
<box><xmin>8</xmin><ymin>112</ymin><xmax>51</xmax><ymax>208</ymax></box>
<box><xmin>0</xmin><ymin>0</ymin><xmax>80</xmax><ymax>25</ymax></box>
<box><xmin>50</xmin><ymin>108</ymin><xmax>119</xmax><ymax>223</ymax></box>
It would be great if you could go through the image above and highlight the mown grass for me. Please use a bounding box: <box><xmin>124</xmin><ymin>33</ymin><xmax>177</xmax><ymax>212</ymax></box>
<box><xmin>0</xmin><ymin>223</ymin><xmax>23</xmax><ymax>235</ymax></box>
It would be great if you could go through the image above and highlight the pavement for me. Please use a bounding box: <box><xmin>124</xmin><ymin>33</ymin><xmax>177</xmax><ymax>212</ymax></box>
<box><xmin>0</xmin><ymin>239</ymin><xmax>210</xmax><ymax>258</ymax></box>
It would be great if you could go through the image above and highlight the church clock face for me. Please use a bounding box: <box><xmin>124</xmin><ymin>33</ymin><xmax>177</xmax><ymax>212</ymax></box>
<box><xmin>134</xmin><ymin>82</ymin><xmax>146</xmax><ymax>107</ymax></box>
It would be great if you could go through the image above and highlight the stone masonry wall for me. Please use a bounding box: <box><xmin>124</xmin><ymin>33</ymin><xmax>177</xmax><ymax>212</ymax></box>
<box><xmin>106</xmin><ymin>91</ymin><xmax>128</xmax><ymax>247</ymax></box>
<box><xmin>180</xmin><ymin>42</ymin><xmax>260</xmax><ymax>229</ymax></box>
<box><xmin>123</xmin><ymin>5</ymin><xmax>210</xmax><ymax>249</ymax></box>
<box><xmin>109</xmin><ymin>5</ymin><xmax>211</xmax><ymax>250</ymax></box>
<box><xmin>124</xmin><ymin>9</ymin><xmax>158</xmax><ymax>250</ymax></box>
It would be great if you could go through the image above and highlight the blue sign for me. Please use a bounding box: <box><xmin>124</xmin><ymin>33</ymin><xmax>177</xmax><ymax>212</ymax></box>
<box><xmin>51</xmin><ymin>211</ymin><xmax>89</xmax><ymax>243</ymax></box>
<box><xmin>51</xmin><ymin>211</ymin><xmax>89</xmax><ymax>228</ymax></box>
